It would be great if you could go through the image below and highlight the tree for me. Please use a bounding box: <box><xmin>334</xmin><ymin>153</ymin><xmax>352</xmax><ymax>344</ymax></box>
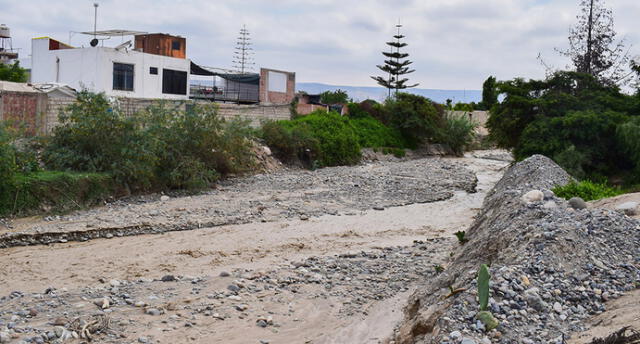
<box><xmin>479</xmin><ymin>76</ymin><xmax>498</xmax><ymax>110</ymax></box>
<box><xmin>559</xmin><ymin>0</ymin><xmax>631</xmax><ymax>86</ymax></box>
<box><xmin>320</xmin><ymin>89</ymin><xmax>349</xmax><ymax>104</ymax></box>
<box><xmin>0</xmin><ymin>61</ymin><xmax>28</xmax><ymax>82</ymax></box>
<box><xmin>371</xmin><ymin>24</ymin><xmax>418</xmax><ymax>97</ymax></box>
<box><xmin>232</xmin><ymin>25</ymin><xmax>255</xmax><ymax>74</ymax></box>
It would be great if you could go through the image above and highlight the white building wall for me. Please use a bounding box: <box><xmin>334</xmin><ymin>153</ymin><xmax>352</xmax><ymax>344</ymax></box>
<box><xmin>31</xmin><ymin>38</ymin><xmax>190</xmax><ymax>100</ymax></box>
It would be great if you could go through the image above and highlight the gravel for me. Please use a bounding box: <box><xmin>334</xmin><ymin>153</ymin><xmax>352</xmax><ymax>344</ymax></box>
<box><xmin>0</xmin><ymin>157</ymin><xmax>477</xmax><ymax>248</ymax></box>
<box><xmin>393</xmin><ymin>155</ymin><xmax>640</xmax><ymax>344</ymax></box>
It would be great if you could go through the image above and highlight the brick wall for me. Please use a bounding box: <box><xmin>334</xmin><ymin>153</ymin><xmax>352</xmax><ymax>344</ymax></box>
<box><xmin>259</xmin><ymin>68</ymin><xmax>296</xmax><ymax>105</ymax></box>
<box><xmin>0</xmin><ymin>92</ymin><xmax>48</xmax><ymax>136</ymax></box>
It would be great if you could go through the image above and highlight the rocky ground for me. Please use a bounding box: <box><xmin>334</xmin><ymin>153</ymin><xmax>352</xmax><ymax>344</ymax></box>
<box><xmin>0</xmin><ymin>151</ymin><xmax>511</xmax><ymax>343</ymax></box>
<box><xmin>1</xmin><ymin>153</ymin><xmax>480</xmax><ymax>248</ymax></box>
<box><xmin>392</xmin><ymin>155</ymin><xmax>640</xmax><ymax>344</ymax></box>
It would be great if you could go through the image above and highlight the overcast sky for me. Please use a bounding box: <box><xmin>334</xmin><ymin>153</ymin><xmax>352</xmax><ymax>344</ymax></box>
<box><xmin>3</xmin><ymin>0</ymin><xmax>639</xmax><ymax>89</ymax></box>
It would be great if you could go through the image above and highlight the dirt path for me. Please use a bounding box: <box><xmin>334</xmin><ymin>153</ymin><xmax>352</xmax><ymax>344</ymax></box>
<box><xmin>0</xmin><ymin>151</ymin><xmax>510</xmax><ymax>344</ymax></box>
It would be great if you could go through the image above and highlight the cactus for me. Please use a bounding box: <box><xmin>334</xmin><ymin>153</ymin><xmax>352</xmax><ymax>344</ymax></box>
<box><xmin>478</xmin><ymin>264</ymin><xmax>490</xmax><ymax>311</ymax></box>
<box><xmin>454</xmin><ymin>231</ymin><xmax>467</xmax><ymax>244</ymax></box>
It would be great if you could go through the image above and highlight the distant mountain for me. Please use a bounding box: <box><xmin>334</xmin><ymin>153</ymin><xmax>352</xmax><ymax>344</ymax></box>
<box><xmin>296</xmin><ymin>83</ymin><xmax>482</xmax><ymax>104</ymax></box>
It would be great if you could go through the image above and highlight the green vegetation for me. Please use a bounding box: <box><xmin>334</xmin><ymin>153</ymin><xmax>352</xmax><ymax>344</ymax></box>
<box><xmin>0</xmin><ymin>61</ymin><xmax>28</xmax><ymax>82</ymax></box>
<box><xmin>261</xmin><ymin>110</ymin><xmax>361</xmax><ymax>167</ymax></box>
<box><xmin>382</xmin><ymin>93</ymin><xmax>445</xmax><ymax>147</ymax></box>
<box><xmin>552</xmin><ymin>180</ymin><xmax>623</xmax><ymax>202</ymax></box>
<box><xmin>477</xmin><ymin>264</ymin><xmax>490</xmax><ymax>311</ymax></box>
<box><xmin>487</xmin><ymin>71</ymin><xmax>640</xmax><ymax>183</ymax></box>
<box><xmin>476</xmin><ymin>264</ymin><xmax>499</xmax><ymax>331</ymax></box>
<box><xmin>43</xmin><ymin>92</ymin><xmax>255</xmax><ymax>192</ymax></box>
<box><xmin>438</xmin><ymin>114</ymin><xmax>478</xmax><ymax>156</ymax></box>
<box><xmin>320</xmin><ymin>89</ymin><xmax>349</xmax><ymax>104</ymax></box>
<box><xmin>454</xmin><ymin>230</ymin><xmax>467</xmax><ymax>245</ymax></box>
<box><xmin>1</xmin><ymin>171</ymin><xmax>115</xmax><ymax>216</ymax></box>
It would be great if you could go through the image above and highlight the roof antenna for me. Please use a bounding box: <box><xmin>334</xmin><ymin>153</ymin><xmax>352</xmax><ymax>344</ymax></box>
<box><xmin>90</xmin><ymin>3</ymin><xmax>99</xmax><ymax>47</ymax></box>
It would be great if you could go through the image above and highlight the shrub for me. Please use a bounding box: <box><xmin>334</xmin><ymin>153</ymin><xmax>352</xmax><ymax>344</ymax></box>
<box><xmin>617</xmin><ymin>117</ymin><xmax>640</xmax><ymax>177</ymax></box>
<box><xmin>261</xmin><ymin>111</ymin><xmax>361</xmax><ymax>167</ymax></box>
<box><xmin>552</xmin><ymin>180</ymin><xmax>623</xmax><ymax>201</ymax></box>
<box><xmin>43</xmin><ymin>92</ymin><xmax>255</xmax><ymax>192</ymax></box>
<box><xmin>42</xmin><ymin>92</ymin><xmax>158</xmax><ymax>191</ymax></box>
<box><xmin>437</xmin><ymin>114</ymin><xmax>478</xmax><ymax>156</ymax></box>
<box><xmin>0</xmin><ymin>124</ymin><xmax>17</xmax><ymax>208</ymax></box>
<box><xmin>0</xmin><ymin>171</ymin><xmax>115</xmax><ymax>216</ymax></box>
<box><xmin>350</xmin><ymin>115</ymin><xmax>406</xmax><ymax>149</ymax></box>
<box><xmin>383</xmin><ymin>93</ymin><xmax>445</xmax><ymax>147</ymax></box>
<box><xmin>141</xmin><ymin>102</ymin><xmax>255</xmax><ymax>189</ymax></box>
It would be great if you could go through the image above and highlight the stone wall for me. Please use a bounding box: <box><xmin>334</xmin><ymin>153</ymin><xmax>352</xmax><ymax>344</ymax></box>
<box><xmin>216</xmin><ymin>102</ymin><xmax>291</xmax><ymax>126</ymax></box>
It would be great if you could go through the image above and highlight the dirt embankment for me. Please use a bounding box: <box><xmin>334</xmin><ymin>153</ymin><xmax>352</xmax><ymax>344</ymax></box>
<box><xmin>0</xmin><ymin>151</ymin><xmax>511</xmax><ymax>344</ymax></box>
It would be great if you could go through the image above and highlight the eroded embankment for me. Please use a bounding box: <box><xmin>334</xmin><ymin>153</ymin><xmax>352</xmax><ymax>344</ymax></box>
<box><xmin>392</xmin><ymin>155</ymin><xmax>640</xmax><ymax>344</ymax></box>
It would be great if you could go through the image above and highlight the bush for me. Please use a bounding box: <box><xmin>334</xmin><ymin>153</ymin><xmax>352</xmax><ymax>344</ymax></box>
<box><xmin>42</xmin><ymin>92</ymin><xmax>255</xmax><ymax>191</ymax></box>
<box><xmin>0</xmin><ymin>124</ymin><xmax>17</xmax><ymax>208</ymax></box>
<box><xmin>383</xmin><ymin>93</ymin><xmax>445</xmax><ymax>147</ymax></box>
<box><xmin>514</xmin><ymin>110</ymin><xmax>629</xmax><ymax>178</ymax></box>
<box><xmin>261</xmin><ymin>111</ymin><xmax>361</xmax><ymax>167</ymax></box>
<box><xmin>350</xmin><ymin>115</ymin><xmax>406</xmax><ymax>149</ymax></box>
<box><xmin>43</xmin><ymin>92</ymin><xmax>158</xmax><ymax>190</ymax></box>
<box><xmin>437</xmin><ymin>114</ymin><xmax>478</xmax><ymax>156</ymax></box>
<box><xmin>141</xmin><ymin>102</ymin><xmax>255</xmax><ymax>189</ymax></box>
<box><xmin>552</xmin><ymin>180</ymin><xmax>623</xmax><ymax>201</ymax></box>
<box><xmin>617</xmin><ymin>117</ymin><xmax>640</xmax><ymax>175</ymax></box>
<box><xmin>0</xmin><ymin>171</ymin><xmax>115</xmax><ymax>216</ymax></box>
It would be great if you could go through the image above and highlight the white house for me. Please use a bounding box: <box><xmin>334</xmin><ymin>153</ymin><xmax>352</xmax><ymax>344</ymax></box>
<box><xmin>30</xmin><ymin>35</ymin><xmax>190</xmax><ymax>100</ymax></box>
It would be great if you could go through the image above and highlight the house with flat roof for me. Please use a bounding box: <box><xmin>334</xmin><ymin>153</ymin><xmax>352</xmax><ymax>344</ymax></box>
<box><xmin>30</xmin><ymin>31</ymin><xmax>191</xmax><ymax>100</ymax></box>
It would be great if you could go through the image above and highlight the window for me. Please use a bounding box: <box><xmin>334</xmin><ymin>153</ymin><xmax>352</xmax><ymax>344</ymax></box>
<box><xmin>162</xmin><ymin>69</ymin><xmax>187</xmax><ymax>95</ymax></box>
<box><xmin>172</xmin><ymin>40</ymin><xmax>181</xmax><ymax>50</ymax></box>
<box><xmin>113</xmin><ymin>63</ymin><xmax>134</xmax><ymax>91</ymax></box>
<box><xmin>150</xmin><ymin>67</ymin><xmax>158</xmax><ymax>75</ymax></box>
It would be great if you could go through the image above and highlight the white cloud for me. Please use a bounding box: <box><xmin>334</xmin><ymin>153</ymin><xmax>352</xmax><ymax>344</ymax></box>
<box><xmin>3</xmin><ymin>0</ymin><xmax>638</xmax><ymax>89</ymax></box>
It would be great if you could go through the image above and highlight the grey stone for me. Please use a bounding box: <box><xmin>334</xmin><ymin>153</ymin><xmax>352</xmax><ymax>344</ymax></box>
<box><xmin>449</xmin><ymin>330</ymin><xmax>462</xmax><ymax>339</ymax></box>
<box><xmin>615</xmin><ymin>202</ymin><xmax>638</xmax><ymax>216</ymax></box>
<box><xmin>553</xmin><ymin>302</ymin><xmax>563</xmax><ymax>313</ymax></box>
<box><xmin>138</xmin><ymin>337</ymin><xmax>149</xmax><ymax>343</ymax></box>
<box><xmin>0</xmin><ymin>332</ymin><xmax>10</xmax><ymax>344</ymax></box>
<box><xmin>257</xmin><ymin>319</ymin><xmax>268</xmax><ymax>328</ymax></box>
<box><xmin>568</xmin><ymin>197</ymin><xmax>587</xmax><ymax>210</ymax></box>
<box><xmin>461</xmin><ymin>338</ymin><xmax>477</xmax><ymax>344</ymax></box>
<box><xmin>145</xmin><ymin>308</ymin><xmax>162</xmax><ymax>316</ymax></box>
<box><xmin>219</xmin><ymin>271</ymin><xmax>231</xmax><ymax>277</ymax></box>
<box><xmin>522</xmin><ymin>190</ymin><xmax>544</xmax><ymax>203</ymax></box>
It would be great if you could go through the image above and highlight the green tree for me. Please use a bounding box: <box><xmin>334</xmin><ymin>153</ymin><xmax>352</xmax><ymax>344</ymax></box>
<box><xmin>479</xmin><ymin>76</ymin><xmax>498</xmax><ymax>110</ymax></box>
<box><xmin>0</xmin><ymin>61</ymin><xmax>28</xmax><ymax>82</ymax></box>
<box><xmin>320</xmin><ymin>89</ymin><xmax>349</xmax><ymax>104</ymax></box>
<box><xmin>371</xmin><ymin>24</ymin><xmax>418</xmax><ymax>97</ymax></box>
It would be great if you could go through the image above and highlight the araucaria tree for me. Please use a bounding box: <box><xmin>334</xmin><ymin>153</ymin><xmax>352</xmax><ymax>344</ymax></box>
<box><xmin>371</xmin><ymin>24</ymin><xmax>418</xmax><ymax>97</ymax></box>
<box><xmin>559</xmin><ymin>0</ymin><xmax>631</xmax><ymax>85</ymax></box>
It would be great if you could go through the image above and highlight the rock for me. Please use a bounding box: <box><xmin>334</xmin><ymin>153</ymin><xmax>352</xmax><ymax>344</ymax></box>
<box><xmin>28</xmin><ymin>308</ymin><xmax>38</xmax><ymax>317</ymax></box>
<box><xmin>525</xmin><ymin>291</ymin><xmax>546</xmax><ymax>312</ymax></box>
<box><xmin>138</xmin><ymin>336</ymin><xmax>149</xmax><ymax>343</ymax></box>
<box><xmin>615</xmin><ymin>202</ymin><xmax>639</xmax><ymax>216</ymax></box>
<box><xmin>542</xmin><ymin>201</ymin><xmax>557</xmax><ymax>209</ymax></box>
<box><xmin>299</xmin><ymin>215</ymin><xmax>309</xmax><ymax>221</ymax></box>
<box><xmin>449</xmin><ymin>330</ymin><xmax>462</xmax><ymax>340</ymax></box>
<box><xmin>373</xmin><ymin>206</ymin><xmax>385</xmax><ymax>211</ymax></box>
<box><xmin>0</xmin><ymin>332</ymin><xmax>10</xmax><ymax>344</ymax></box>
<box><xmin>145</xmin><ymin>308</ymin><xmax>162</xmax><ymax>316</ymax></box>
<box><xmin>461</xmin><ymin>338</ymin><xmax>477</xmax><ymax>344</ymax></box>
<box><xmin>109</xmin><ymin>279</ymin><xmax>121</xmax><ymax>287</ymax></box>
<box><xmin>262</xmin><ymin>146</ymin><xmax>272</xmax><ymax>156</ymax></box>
<box><xmin>134</xmin><ymin>301</ymin><xmax>147</xmax><ymax>307</ymax></box>
<box><xmin>160</xmin><ymin>195</ymin><xmax>170</xmax><ymax>202</ymax></box>
<box><xmin>219</xmin><ymin>271</ymin><xmax>231</xmax><ymax>277</ymax></box>
<box><xmin>50</xmin><ymin>317</ymin><xmax>67</xmax><ymax>326</ymax></box>
<box><xmin>553</xmin><ymin>302</ymin><xmax>563</xmax><ymax>313</ymax></box>
<box><xmin>93</xmin><ymin>298</ymin><xmax>110</xmax><ymax>309</ymax></box>
<box><xmin>161</xmin><ymin>275</ymin><xmax>176</xmax><ymax>282</ymax></box>
<box><xmin>227</xmin><ymin>284</ymin><xmax>240</xmax><ymax>292</ymax></box>
<box><xmin>235</xmin><ymin>304</ymin><xmax>248</xmax><ymax>311</ymax></box>
<box><xmin>256</xmin><ymin>319</ymin><xmax>268</xmax><ymax>328</ymax></box>
<box><xmin>522</xmin><ymin>190</ymin><xmax>544</xmax><ymax>203</ymax></box>
<box><xmin>568</xmin><ymin>197</ymin><xmax>587</xmax><ymax>210</ymax></box>
<box><xmin>477</xmin><ymin>311</ymin><xmax>499</xmax><ymax>331</ymax></box>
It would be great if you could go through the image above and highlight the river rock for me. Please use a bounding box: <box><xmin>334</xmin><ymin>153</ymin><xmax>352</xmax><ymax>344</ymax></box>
<box><xmin>615</xmin><ymin>202</ymin><xmax>638</xmax><ymax>216</ymax></box>
<box><xmin>568</xmin><ymin>197</ymin><xmax>587</xmax><ymax>210</ymax></box>
<box><xmin>522</xmin><ymin>190</ymin><xmax>544</xmax><ymax>203</ymax></box>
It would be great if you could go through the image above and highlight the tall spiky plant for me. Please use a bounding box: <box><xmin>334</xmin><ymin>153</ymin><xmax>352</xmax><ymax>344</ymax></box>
<box><xmin>232</xmin><ymin>24</ymin><xmax>255</xmax><ymax>74</ymax></box>
<box><xmin>371</xmin><ymin>24</ymin><xmax>418</xmax><ymax>97</ymax></box>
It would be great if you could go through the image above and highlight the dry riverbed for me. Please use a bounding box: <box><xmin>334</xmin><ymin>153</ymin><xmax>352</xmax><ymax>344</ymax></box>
<box><xmin>0</xmin><ymin>151</ymin><xmax>511</xmax><ymax>344</ymax></box>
